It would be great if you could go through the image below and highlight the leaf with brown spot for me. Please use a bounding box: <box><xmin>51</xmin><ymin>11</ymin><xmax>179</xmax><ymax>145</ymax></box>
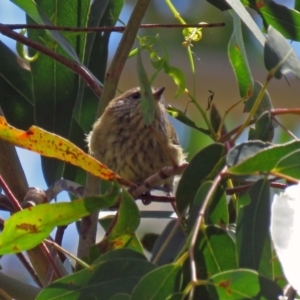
<box><xmin>0</xmin><ymin>117</ymin><xmax>131</xmax><ymax>185</ymax></box>
<box><xmin>0</xmin><ymin>181</ymin><xmax>120</xmax><ymax>254</ymax></box>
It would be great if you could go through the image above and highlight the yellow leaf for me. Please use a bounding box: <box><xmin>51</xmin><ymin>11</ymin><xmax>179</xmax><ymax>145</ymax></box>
<box><xmin>0</xmin><ymin>117</ymin><xmax>132</xmax><ymax>186</ymax></box>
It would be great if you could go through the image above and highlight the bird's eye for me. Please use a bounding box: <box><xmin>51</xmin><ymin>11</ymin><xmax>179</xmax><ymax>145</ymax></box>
<box><xmin>131</xmin><ymin>92</ymin><xmax>141</xmax><ymax>100</ymax></box>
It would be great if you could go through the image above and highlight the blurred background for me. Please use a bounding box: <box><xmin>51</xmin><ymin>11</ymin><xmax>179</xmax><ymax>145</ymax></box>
<box><xmin>1</xmin><ymin>0</ymin><xmax>300</xmax><ymax>285</ymax></box>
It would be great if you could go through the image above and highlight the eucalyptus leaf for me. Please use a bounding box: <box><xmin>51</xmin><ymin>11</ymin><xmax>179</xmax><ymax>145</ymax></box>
<box><xmin>264</xmin><ymin>26</ymin><xmax>300</xmax><ymax>79</ymax></box>
<box><xmin>237</xmin><ymin>179</ymin><xmax>273</xmax><ymax>279</ymax></box>
<box><xmin>228</xmin><ymin>11</ymin><xmax>253</xmax><ymax>99</ymax></box>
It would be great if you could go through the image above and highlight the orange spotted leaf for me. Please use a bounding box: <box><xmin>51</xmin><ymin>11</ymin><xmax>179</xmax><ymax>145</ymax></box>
<box><xmin>0</xmin><ymin>117</ymin><xmax>131</xmax><ymax>185</ymax></box>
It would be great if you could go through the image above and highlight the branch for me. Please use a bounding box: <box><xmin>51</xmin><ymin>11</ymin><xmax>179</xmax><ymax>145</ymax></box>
<box><xmin>0</xmin><ymin>23</ymin><xmax>102</xmax><ymax>97</ymax></box>
<box><xmin>77</xmin><ymin>0</ymin><xmax>154</xmax><ymax>261</ymax></box>
<box><xmin>3</xmin><ymin>23</ymin><xmax>225</xmax><ymax>32</ymax></box>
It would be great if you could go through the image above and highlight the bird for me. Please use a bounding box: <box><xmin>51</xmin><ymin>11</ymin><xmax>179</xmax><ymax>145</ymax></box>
<box><xmin>86</xmin><ymin>86</ymin><xmax>185</xmax><ymax>191</ymax></box>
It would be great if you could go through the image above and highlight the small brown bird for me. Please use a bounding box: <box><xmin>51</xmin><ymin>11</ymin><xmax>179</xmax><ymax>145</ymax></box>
<box><xmin>86</xmin><ymin>87</ymin><xmax>185</xmax><ymax>191</ymax></box>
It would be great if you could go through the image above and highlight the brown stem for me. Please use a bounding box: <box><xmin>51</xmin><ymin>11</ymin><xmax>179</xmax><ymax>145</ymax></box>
<box><xmin>0</xmin><ymin>175</ymin><xmax>22</xmax><ymax>211</ymax></box>
<box><xmin>3</xmin><ymin>23</ymin><xmax>225</xmax><ymax>32</ymax></box>
<box><xmin>77</xmin><ymin>0</ymin><xmax>153</xmax><ymax>261</ymax></box>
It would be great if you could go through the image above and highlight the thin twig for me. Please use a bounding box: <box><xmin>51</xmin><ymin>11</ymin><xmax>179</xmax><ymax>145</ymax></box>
<box><xmin>78</xmin><ymin>0</ymin><xmax>153</xmax><ymax>260</ymax></box>
<box><xmin>131</xmin><ymin>163</ymin><xmax>188</xmax><ymax>199</ymax></box>
<box><xmin>0</xmin><ymin>175</ymin><xmax>22</xmax><ymax>211</ymax></box>
<box><xmin>0</xmin><ymin>24</ymin><xmax>102</xmax><ymax>98</ymax></box>
<box><xmin>39</xmin><ymin>243</ymin><xmax>63</xmax><ymax>279</ymax></box>
<box><xmin>45</xmin><ymin>240</ymin><xmax>90</xmax><ymax>269</ymax></box>
<box><xmin>152</xmin><ymin>218</ymin><xmax>182</xmax><ymax>264</ymax></box>
<box><xmin>188</xmin><ymin>166</ymin><xmax>226</xmax><ymax>296</ymax></box>
<box><xmin>16</xmin><ymin>253</ymin><xmax>43</xmax><ymax>287</ymax></box>
<box><xmin>3</xmin><ymin>23</ymin><xmax>225</xmax><ymax>32</ymax></box>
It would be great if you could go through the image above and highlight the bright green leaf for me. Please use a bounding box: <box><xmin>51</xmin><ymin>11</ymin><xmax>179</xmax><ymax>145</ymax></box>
<box><xmin>207</xmin><ymin>269</ymin><xmax>282</xmax><ymax>299</ymax></box>
<box><xmin>97</xmin><ymin>189</ymin><xmax>141</xmax><ymax>252</ymax></box>
<box><xmin>163</xmin><ymin>65</ymin><xmax>186</xmax><ymax>98</ymax></box>
<box><xmin>228</xmin><ymin>11</ymin><xmax>253</xmax><ymax>99</ymax></box>
<box><xmin>167</xmin><ymin>106</ymin><xmax>210</xmax><ymax>135</ymax></box>
<box><xmin>137</xmin><ymin>46</ymin><xmax>155</xmax><ymax>125</ymax></box>
<box><xmin>0</xmin><ymin>182</ymin><xmax>120</xmax><ymax>254</ymax></box>
<box><xmin>227</xmin><ymin>140</ymin><xmax>300</xmax><ymax>180</ymax></box>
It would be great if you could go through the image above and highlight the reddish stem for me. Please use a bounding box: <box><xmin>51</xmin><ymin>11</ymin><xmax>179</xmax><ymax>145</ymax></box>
<box><xmin>0</xmin><ymin>175</ymin><xmax>22</xmax><ymax>211</ymax></box>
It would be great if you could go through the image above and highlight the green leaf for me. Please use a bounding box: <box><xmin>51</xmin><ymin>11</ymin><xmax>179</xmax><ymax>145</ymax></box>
<box><xmin>176</xmin><ymin>143</ymin><xmax>226</xmax><ymax>213</ymax></box>
<box><xmin>237</xmin><ymin>179</ymin><xmax>273</xmax><ymax>279</ymax></box>
<box><xmin>167</xmin><ymin>106</ymin><xmax>210</xmax><ymax>135</ymax></box>
<box><xmin>137</xmin><ymin>46</ymin><xmax>155</xmax><ymax>126</ymax></box>
<box><xmin>244</xmin><ymin>81</ymin><xmax>273</xmax><ymax>117</ymax></box>
<box><xmin>131</xmin><ymin>264</ymin><xmax>182</xmax><ymax>299</ymax></box>
<box><xmin>97</xmin><ymin>189</ymin><xmax>141</xmax><ymax>252</ymax></box>
<box><xmin>228</xmin><ymin>11</ymin><xmax>253</xmax><ymax>99</ymax></box>
<box><xmin>0</xmin><ymin>41</ymin><xmax>34</xmax><ymax>129</ymax></box>
<box><xmin>264</xmin><ymin>26</ymin><xmax>300</xmax><ymax>79</ymax></box>
<box><xmin>248</xmin><ymin>111</ymin><xmax>274</xmax><ymax>142</ymax></box>
<box><xmin>23</xmin><ymin>0</ymin><xmax>90</xmax><ymax>185</ymax></box>
<box><xmin>225</xmin><ymin>0</ymin><xmax>265</xmax><ymax>47</ymax></box>
<box><xmin>188</xmin><ymin>181</ymin><xmax>228</xmax><ymax>232</ymax></box>
<box><xmin>227</xmin><ymin>140</ymin><xmax>300</xmax><ymax>180</ymax></box>
<box><xmin>248</xmin><ymin>0</ymin><xmax>300</xmax><ymax>41</ymax></box>
<box><xmin>94</xmin><ymin>248</ymin><xmax>147</xmax><ymax>264</ymax></box>
<box><xmin>74</xmin><ymin>0</ymin><xmax>124</xmax><ymax>132</ymax></box>
<box><xmin>0</xmin><ymin>181</ymin><xmax>120</xmax><ymax>254</ymax></box>
<box><xmin>36</xmin><ymin>256</ymin><xmax>155</xmax><ymax>299</ymax></box>
<box><xmin>151</xmin><ymin>220</ymin><xmax>185</xmax><ymax>265</ymax></box>
<box><xmin>210</xmin><ymin>104</ymin><xmax>227</xmax><ymax>136</ymax></box>
<box><xmin>274</xmin><ymin>148</ymin><xmax>300</xmax><ymax>178</ymax></box>
<box><xmin>11</xmin><ymin>0</ymin><xmax>83</xmax><ymax>63</ymax></box>
<box><xmin>163</xmin><ymin>65</ymin><xmax>186</xmax><ymax>98</ymax></box>
<box><xmin>193</xmin><ymin>226</ymin><xmax>238</xmax><ymax>278</ymax></box>
<box><xmin>207</xmin><ymin>269</ymin><xmax>282</xmax><ymax>300</ymax></box>
<box><xmin>296</xmin><ymin>0</ymin><xmax>300</xmax><ymax>12</ymax></box>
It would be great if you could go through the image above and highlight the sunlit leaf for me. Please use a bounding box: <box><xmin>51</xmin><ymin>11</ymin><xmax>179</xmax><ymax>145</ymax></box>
<box><xmin>137</xmin><ymin>46</ymin><xmax>155</xmax><ymax>125</ymax></box>
<box><xmin>0</xmin><ymin>117</ymin><xmax>128</xmax><ymax>184</ymax></box>
<box><xmin>97</xmin><ymin>189</ymin><xmax>140</xmax><ymax>253</ymax></box>
<box><xmin>228</xmin><ymin>11</ymin><xmax>253</xmax><ymax>99</ymax></box>
<box><xmin>193</xmin><ymin>226</ymin><xmax>237</xmax><ymax>278</ymax></box>
<box><xmin>226</xmin><ymin>0</ymin><xmax>265</xmax><ymax>47</ymax></box>
<box><xmin>163</xmin><ymin>65</ymin><xmax>186</xmax><ymax>98</ymax></box>
<box><xmin>167</xmin><ymin>106</ymin><xmax>209</xmax><ymax>134</ymax></box>
<box><xmin>249</xmin><ymin>0</ymin><xmax>300</xmax><ymax>41</ymax></box>
<box><xmin>0</xmin><ymin>182</ymin><xmax>120</xmax><ymax>254</ymax></box>
<box><xmin>207</xmin><ymin>269</ymin><xmax>282</xmax><ymax>299</ymax></box>
<box><xmin>227</xmin><ymin>140</ymin><xmax>300</xmax><ymax>181</ymax></box>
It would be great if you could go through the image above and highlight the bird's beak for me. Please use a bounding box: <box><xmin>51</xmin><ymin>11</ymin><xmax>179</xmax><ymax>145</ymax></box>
<box><xmin>153</xmin><ymin>87</ymin><xmax>165</xmax><ymax>100</ymax></box>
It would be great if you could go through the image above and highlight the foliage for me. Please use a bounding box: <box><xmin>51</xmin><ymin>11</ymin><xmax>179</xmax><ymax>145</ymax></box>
<box><xmin>0</xmin><ymin>0</ymin><xmax>300</xmax><ymax>299</ymax></box>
